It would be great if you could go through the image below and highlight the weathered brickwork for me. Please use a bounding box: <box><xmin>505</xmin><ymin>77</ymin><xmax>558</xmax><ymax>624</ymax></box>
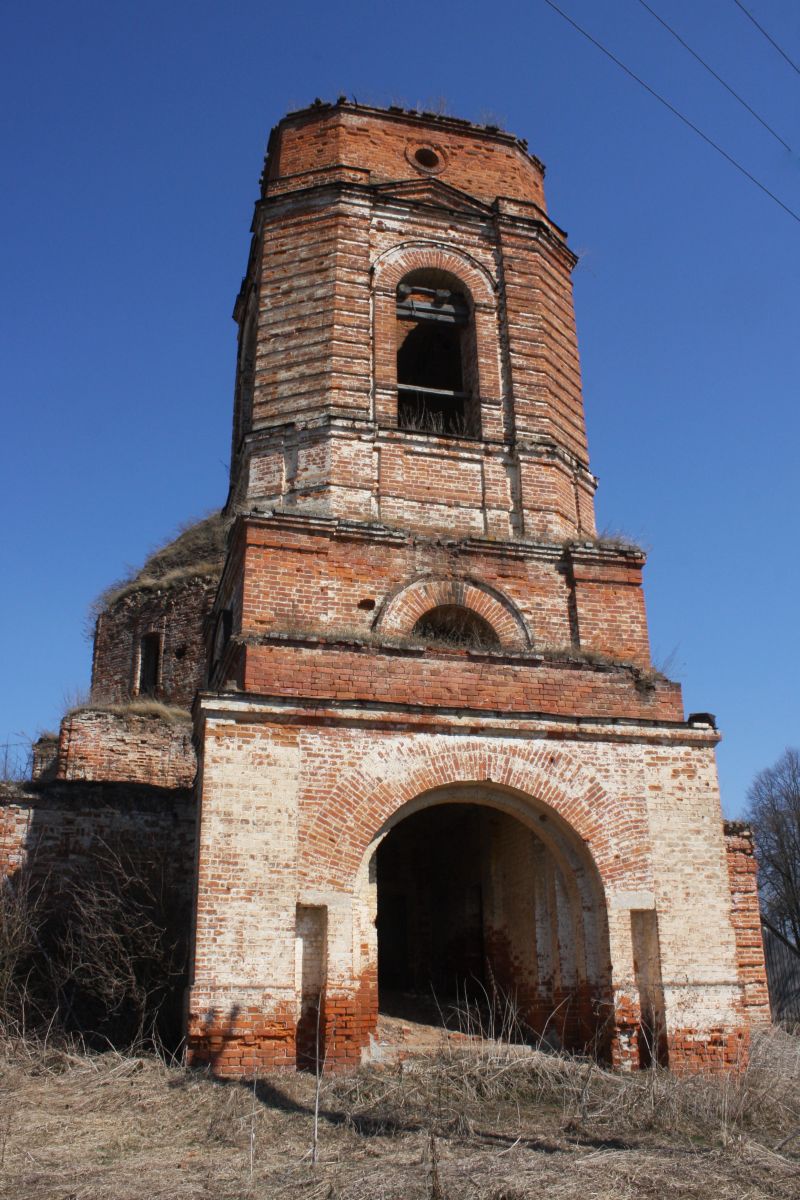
<box><xmin>92</xmin><ymin>577</ymin><xmax>218</xmax><ymax>708</ymax></box>
<box><xmin>91</xmin><ymin>512</ymin><xmax>227</xmax><ymax>709</ymax></box>
<box><xmin>187</xmin><ymin>101</ymin><xmax>768</xmax><ymax>1076</ymax></box>
<box><xmin>210</xmin><ymin>514</ymin><xmax>652</xmax><ymax>676</ymax></box>
<box><xmin>7</xmin><ymin>101</ymin><xmax>768</xmax><ymax>1077</ymax></box>
<box><xmin>230</xmin><ymin>102</ymin><xmax>594</xmax><ymax>543</ymax></box>
<box><xmin>237</xmin><ymin>639</ymin><xmax>677</xmax><ymax>720</ymax></box>
<box><xmin>0</xmin><ymin>779</ymin><xmax>195</xmax><ymax>889</ymax></box>
<box><xmin>55</xmin><ymin>710</ymin><xmax>196</xmax><ymax>788</ymax></box>
<box><xmin>31</xmin><ymin>735</ymin><xmax>59</xmax><ymax>781</ymax></box>
<box><xmin>188</xmin><ymin>705</ymin><xmax>756</xmax><ymax>1072</ymax></box>
<box><xmin>724</xmin><ymin>822</ymin><xmax>771</xmax><ymax>1024</ymax></box>
<box><xmin>263</xmin><ymin>105</ymin><xmax>548</xmax><ymax>208</ymax></box>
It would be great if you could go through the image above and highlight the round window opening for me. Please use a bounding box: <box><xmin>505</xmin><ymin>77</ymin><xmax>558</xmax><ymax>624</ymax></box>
<box><xmin>414</xmin><ymin>146</ymin><xmax>440</xmax><ymax>170</ymax></box>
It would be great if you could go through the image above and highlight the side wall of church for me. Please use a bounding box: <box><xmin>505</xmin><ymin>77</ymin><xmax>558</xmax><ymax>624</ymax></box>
<box><xmin>55</xmin><ymin>710</ymin><xmax>196</xmax><ymax>788</ymax></box>
<box><xmin>91</xmin><ymin>578</ymin><xmax>216</xmax><ymax>708</ymax></box>
<box><xmin>0</xmin><ymin>779</ymin><xmax>196</xmax><ymax>891</ymax></box>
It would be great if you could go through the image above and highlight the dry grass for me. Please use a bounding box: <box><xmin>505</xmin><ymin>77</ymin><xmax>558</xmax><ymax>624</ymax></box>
<box><xmin>65</xmin><ymin>699</ymin><xmax>192</xmax><ymax>725</ymax></box>
<box><xmin>2</xmin><ymin>1028</ymin><xmax>798</xmax><ymax>1199</ymax></box>
<box><xmin>564</xmin><ymin>530</ymin><xmax>646</xmax><ymax>555</ymax></box>
<box><xmin>91</xmin><ymin>512</ymin><xmax>229</xmax><ymax>615</ymax></box>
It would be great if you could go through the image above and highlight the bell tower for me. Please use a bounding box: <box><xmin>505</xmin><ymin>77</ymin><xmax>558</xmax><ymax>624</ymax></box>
<box><xmin>228</xmin><ymin>100</ymin><xmax>596</xmax><ymax>543</ymax></box>
<box><xmin>188</xmin><ymin>102</ymin><xmax>767</xmax><ymax>1076</ymax></box>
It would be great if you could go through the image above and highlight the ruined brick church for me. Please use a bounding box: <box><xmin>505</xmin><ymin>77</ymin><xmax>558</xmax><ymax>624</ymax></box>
<box><xmin>3</xmin><ymin>101</ymin><xmax>769</xmax><ymax>1072</ymax></box>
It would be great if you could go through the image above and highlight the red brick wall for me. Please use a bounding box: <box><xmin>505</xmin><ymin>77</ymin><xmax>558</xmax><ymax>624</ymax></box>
<box><xmin>264</xmin><ymin>103</ymin><xmax>547</xmax><ymax>209</ymax></box>
<box><xmin>568</xmin><ymin>548</ymin><xmax>652</xmax><ymax>665</ymax></box>
<box><xmin>240</xmin><ymin>639</ymin><xmax>680</xmax><ymax>721</ymax></box>
<box><xmin>213</xmin><ymin>514</ymin><xmax>655</xmax><ymax>683</ymax></box>
<box><xmin>493</xmin><ymin>216</ymin><xmax>587</xmax><ymax>461</ymax></box>
<box><xmin>0</xmin><ymin>779</ymin><xmax>196</xmax><ymax>886</ymax></box>
<box><xmin>31</xmin><ymin>735</ymin><xmax>58</xmax><ymax>781</ymax></box>
<box><xmin>24</xmin><ymin>103</ymin><xmax>763</xmax><ymax>1079</ymax></box>
<box><xmin>724</xmin><ymin>821</ymin><xmax>771</xmax><ymax>1024</ymax></box>
<box><xmin>92</xmin><ymin>577</ymin><xmax>216</xmax><ymax>708</ymax></box>
<box><xmin>249</xmin><ymin>201</ymin><xmax>372</xmax><ymax>429</ymax></box>
<box><xmin>230</xmin><ymin>103</ymin><xmax>595</xmax><ymax>541</ymax></box>
<box><xmin>56</xmin><ymin>710</ymin><xmax>196</xmax><ymax>788</ymax></box>
<box><xmin>188</xmin><ymin>709</ymin><xmax>750</xmax><ymax>1075</ymax></box>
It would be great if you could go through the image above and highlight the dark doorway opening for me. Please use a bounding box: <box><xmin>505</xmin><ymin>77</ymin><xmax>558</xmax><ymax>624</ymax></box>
<box><xmin>373</xmin><ymin>795</ymin><xmax>615</xmax><ymax>1059</ymax></box>
<box><xmin>376</xmin><ymin>804</ymin><xmax>489</xmax><ymax>1021</ymax></box>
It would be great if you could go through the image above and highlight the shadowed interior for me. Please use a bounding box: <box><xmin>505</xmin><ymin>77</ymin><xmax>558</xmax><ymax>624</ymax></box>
<box><xmin>375</xmin><ymin>801</ymin><xmax>612</xmax><ymax>1053</ymax></box>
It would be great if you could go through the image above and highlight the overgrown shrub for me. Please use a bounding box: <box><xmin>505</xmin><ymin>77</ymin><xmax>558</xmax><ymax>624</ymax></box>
<box><xmin>0</xmin><ymin>837</ymin><xmax>189</xmax><ymax>1051</ymax></box>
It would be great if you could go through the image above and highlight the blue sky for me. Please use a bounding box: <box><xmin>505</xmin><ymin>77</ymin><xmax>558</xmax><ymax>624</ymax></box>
<box><xmin>2</xmin><ymin>0</ymin><xmax>798</xmax><ymax>814</ymax></box>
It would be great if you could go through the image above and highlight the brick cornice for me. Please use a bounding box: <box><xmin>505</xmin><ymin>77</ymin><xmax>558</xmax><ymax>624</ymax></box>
<box><xmin>232</xmin><ymin>507</ymin><xmax>567</xmax><ymax>562</ymax></box>
<box><xmin>195</xmin><ymin>691</ymin><xmax>719</xmax><ymax>747</ymax></box>
<box><xmin>231</xmin><ymin>508</ymin><xmax>649</xmax><ymax>575</ymax></box>
<box><xmin>240</xmin><ymin>418</ymin><xmax>593</xmax><ymax>477</ymax></box>
<box><xmin>253</xmin><ymin>178</ymin><xmax>572</xmax><ymax>261</ymax></box>
<box><xmin>492</xmin><ymin>204</ymin><xmax>578</xmax><ymax>272</ymax></box>
<box><xmin>565</xmin><ymin>541</ymin><xmax>647</xmax><ymax>570</ymax></box>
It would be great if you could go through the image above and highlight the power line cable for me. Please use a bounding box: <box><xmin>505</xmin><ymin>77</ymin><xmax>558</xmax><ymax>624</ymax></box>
<box><xmin>636</xmin><ymin>0</ymin><xmax>792</xmax><ymax>152</ymax></box>
<box><xmin>540</xmin><ymin>0</ymin><xmax>800</xmax><ymax>225</ymax></box>
<box><xmin>733</xmin><ymin>0</ymin><xmax>800</xmax><ymax>76</ymax></box>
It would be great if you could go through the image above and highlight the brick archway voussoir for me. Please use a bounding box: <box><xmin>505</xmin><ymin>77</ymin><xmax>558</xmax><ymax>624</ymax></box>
<box><xmin>301</xmin><ymin>739</ymin><xmax>649</xmax><ymax>894</ymax></box>
<box><xmin>375</xmin><ymin>577</ymin><xmax>530</xmax><ymax>648</ymax></box>
<box><xmin>372</xmin><ymin>241</ymin><xmax>496</xmax><ymax>306</ymax></box>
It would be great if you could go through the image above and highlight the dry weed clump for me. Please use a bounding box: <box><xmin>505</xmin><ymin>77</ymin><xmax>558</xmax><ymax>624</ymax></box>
<box><xmin>563</xmin><ymin>528</ymin><xmax>647</xmax><ymax>556</ymax></box>
<box><xmin>91</xmin><ymin>510</ymin><xmax>229</xmax><ymax>615</ymax></box>
<box><xmin>64</xmin><ymin>698</ymin><xmax>192</xmax><ymax>724</ymax></box>
<box><xmin>0</xmin><ymin>838</ymin><xmax>188</xmax><ymax>1051</ymax></box>
<box><xmin>0</xmin><ymin>1027</ymin><xmax>798</xmax><ymax>1200</ymax></box>
<box><xmin>328</xmin><ymin>1026</ymin><xmax>800</xmax><ymax>1147</ymax></box>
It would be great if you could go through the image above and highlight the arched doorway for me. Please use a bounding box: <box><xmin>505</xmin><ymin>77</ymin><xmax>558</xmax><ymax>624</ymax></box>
<box><xmin>370</xmin><ymin>787</ymin><xmax>613</xmax><ymax>1057</ymax></box>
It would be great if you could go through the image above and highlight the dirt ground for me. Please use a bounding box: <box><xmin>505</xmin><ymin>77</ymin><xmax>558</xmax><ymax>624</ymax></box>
<box><xmin>2</xmin><ymin>1028</ymin><xmax>799</xmax><ymax>1200</ymax></box>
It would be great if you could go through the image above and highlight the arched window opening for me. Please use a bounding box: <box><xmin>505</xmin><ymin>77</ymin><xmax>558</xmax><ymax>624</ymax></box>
<box><xmin>412</xmin><ymin>604</ymin><xmax>500</xmax><ymax>649</ymax></box>
<box><xmin>138</xmin><ymin>633</ymin><xmax>161</xmax><ymax>696</ymax></box>
<box><xmin>396</xmin><ymin>269</ymin><xmax>480</xmax><ymax>437</ymax></box>
<box><xmin>398</xmin><ymin>322</ymin><xmax>463</xmax><ymax>394</ymax></box>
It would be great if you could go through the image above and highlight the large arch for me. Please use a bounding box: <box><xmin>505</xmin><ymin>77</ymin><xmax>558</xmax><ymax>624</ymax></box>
<box><xmin>298</xmin><ymin>738</ymin><xmax>653</xmax><ymax>1062</ymax></box>
<box><xmin>372</xmin><ymin>239</ymin><xmax>498</xmax><ymax>304</ymax></box>
<box><xmin>348</xmin><ymin>780</ymin><xmax>614</xmax><ymax>1056</ymax></box>
<box><xmin>300</xmin><ymin>736</ymin><xmax>652</xmax><ymax>896</ymax></box>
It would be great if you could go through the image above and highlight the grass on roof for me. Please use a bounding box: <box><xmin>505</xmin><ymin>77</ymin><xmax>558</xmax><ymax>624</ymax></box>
<box><xmin>91</xmin><ymin>511</ymin><xmax>229</xmax><ymax>615</ymax></box>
